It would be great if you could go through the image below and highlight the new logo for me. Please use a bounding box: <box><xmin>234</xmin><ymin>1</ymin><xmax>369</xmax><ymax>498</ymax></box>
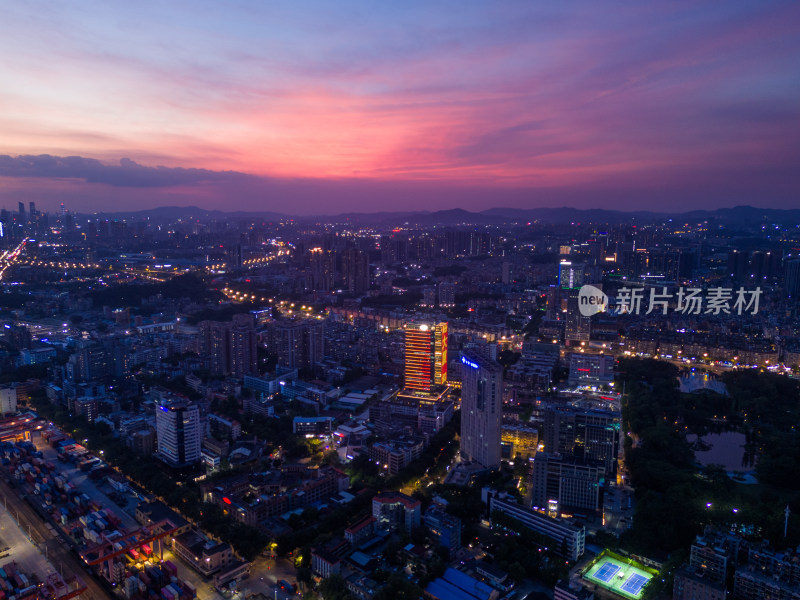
<box><xmin>578</xmin><ymin>285</ymin><xmax>608</xmax><ymax>316</ymax></box>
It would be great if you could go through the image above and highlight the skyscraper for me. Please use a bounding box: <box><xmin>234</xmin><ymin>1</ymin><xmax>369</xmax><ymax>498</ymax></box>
<box><xmin>438</xmin><ymin>282</ymin><xmax>456</xmax><ymax>307</ymax></box>
<box><xmin>274</xmin><ymin>318</ymin><xmax>325</xmax><ymax>369</ymax></box>
<box><xmin>531</xmin><ymin>452</ymin><xmax>601</xmax><ymax>516</ymax></box>
<box><xmin>229</xmin><ymin>313</ymin><xmax>258</xmax><ymax>377</ymax></box>
<box><xmin>404</xmin><ymin>322</ymin><xmax>448</xmax><ymax>392</ymax></box>
<box><xmin>542</xmin><ymin>404</ymin><xmax>620</xmax><ymax>474</ymax></box>
<box><xmin>341</xmin><ymin>247</ymin><xmax>370</xmax><ymax>295</ymax></box>
<box><xmin>559</xmin><ymin>261</ymin><xmax>584</xmax><ymax>289</ymax></box>
<box><xmin>784</xmin><ymin>257</ymin><xmax>800</xmax><ymax>296</ymax></box>
<box><xmin>155</xmin><ymin>399</ymin><xmax>202</xmax><ymax>467</ymax></box>
<box><xmin>460</xmin><ymin>351</ymin><xmax>502</xmax><ymax>468</ymax></box>
<box><xmin>199</xmin><ymin>314</ymin><xmax>257</xmax><ymax>376</ymax></box>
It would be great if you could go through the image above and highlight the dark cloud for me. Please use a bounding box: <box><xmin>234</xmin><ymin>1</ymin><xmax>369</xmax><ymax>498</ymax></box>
<box><xmin>1</xmin><ymin>153</ymin><xmax>799</xmax><ymax>215</ymax></box>
<box><xmin>0</xmin><ymin>154</ymin><xmax>253</xmax><ymax>188</ymax></box>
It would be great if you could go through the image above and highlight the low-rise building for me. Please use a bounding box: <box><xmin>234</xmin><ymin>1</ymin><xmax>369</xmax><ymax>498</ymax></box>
<box><xmin>344</xmin><ymin>515</ymin><xmax>376</xmax><ymax>546</ymax></box>
<box><xmin>135</xmin><ymin>501</ymin><xmax>191</xmax><ymax>538</ymax></box>
<box><xmin>311</xmin><ymin>538</ymin><xmax>350</xmax><ymax>578</ymax></box>
<box><xmin>173</xmin><ymin>530</ymin><xmax>234</xmax><ymax>577</ymax></box>
<box><xmin>293</xmin><ymin>416</ymin><xmax>334</xmax><ymax>435</ymax></box>
<box><xmin>673</xmin><ymin>566</ymin><xmax>725</xmax><ymax>600</ymax></box>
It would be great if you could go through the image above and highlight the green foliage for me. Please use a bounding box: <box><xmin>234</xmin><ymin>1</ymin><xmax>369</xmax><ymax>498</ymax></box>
<box><xmin>372</xmin><ymin>572</ymin><xmax>422</xmax><ymax>600</ymax></box>
<box><xmin>361</xmin><ymin>293</ymin><xmax>423</xmax><ymax>308</ymax></box>
<box><xmin>433</xmin><ymin>265</ymin><xmax>468</xmax><ymax>277</ymax></box>
<box><xmin>317</xmin><ymin>573</ymin><xmax>355</xmax><ymax>600</ymax></box>
<box><xmin>89</xmin><ymin>273</ymin><xmax>218</xmax><ymax>307</ymax></box>
<box><xmin>618</xmin><ymin>358</ymin><xmax>800</xmax><ymax>556</ymax></box>
<box><xmin>0</xmin><ymin>363</ymin><xmax>49</xmax><ymax>384</ymax></box>
<box><xmin>497</xmin><ymin>350</ymin><xmax>521</xmax><ymax>368</ymax></box>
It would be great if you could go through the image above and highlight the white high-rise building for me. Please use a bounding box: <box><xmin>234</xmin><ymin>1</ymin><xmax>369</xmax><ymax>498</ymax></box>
<box><xmin>155</xmin><ymin>399</ymin><xmax>202</xmax><ymax>467</ymax></box>
<box><xmin>0</xmin><ymin>386</ymin><xmax>17</xmax><ymax>416</ymax></box>
<box><xmin>460</xmin><ymin>352</ymin><xmax>503</xmax><ymax>468</ymax></box>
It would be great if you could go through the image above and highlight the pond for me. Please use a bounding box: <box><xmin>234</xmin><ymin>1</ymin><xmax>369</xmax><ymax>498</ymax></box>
<box><xmin>678</xmin><ymin>372</ymin><xmax>728</xmax><ymax>395</ymax></box>
<box><xmin>686</xmin><ymin>430</ymin><xmax>756</xmax><ymax>473</ymax></box>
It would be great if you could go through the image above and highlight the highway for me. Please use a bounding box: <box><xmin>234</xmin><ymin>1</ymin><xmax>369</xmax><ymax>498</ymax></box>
<box><xmin>0</xmin><ymin>477</ymin><xmax>112</xmax><ymax>600</ymax></box>
<box><xmin>0</xmin><ymin>239</ymin><xmax>27</xmax><ymax>281</ymax></box>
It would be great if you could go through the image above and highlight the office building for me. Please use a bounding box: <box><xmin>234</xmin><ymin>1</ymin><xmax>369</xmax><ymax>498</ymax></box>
<box><xmin>423</xmin><ymin>506</ymin><xmax>462</xmax><ymax>558</ymax></box>
<box><xmin>460</xmin><ymin>352</ymin><xmax>503</xmax><ymax>468</ymax></box>
<box><xmin>370</xmin><ymin>387</ymin><xmax>453</xmax><ymax>435</ymax></box>
<box><xmin>404</xmin><ymin>321</ymin><xmax>448</xmax><ymax>393</ymax></box>
<box><xmin>483</xmin><ymin>488</ymin><xmax>585</xmax><ymax>561</ymax></box>
<box><xmin>501</xmin><ymin>423</ymin><xmax>539</xmax><ymax>458</ymax></box>
<box><xmin>372</xmin><ymin>492</ymin><xmax>421</xmax><ymax>533</ymax></box>
<box><xmin>368</xmin><ymin>437</ymin><xmax>424</xmax><ymax>475</ymax></box>
<box><xmin>568</xmin><ymin>353</ymin><xmax>614</xmax><ymax>387</ymax></box>
<box><xmin>543</xmin><ymin>404</ymin><xmax>620</xmax><ymax>474</ymax></box>
<box><xmin>531</xmin><ymin>452</ymin><xmax>602</xmax><ymax>516</ymax></box>
<box><xmin>155</xmin><ymin>399</ymin><xmax>202</xmax><ymax>467</ymax></box>
<box><xmin>74</xmin><ymin>341</ymin><xmax>111</xmax><ymax>382</ymax></box>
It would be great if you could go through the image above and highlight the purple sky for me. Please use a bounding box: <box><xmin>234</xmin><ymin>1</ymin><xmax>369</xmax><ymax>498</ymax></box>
<box><xmin>1</xmin><ymin>1</ymin><xmax>799</xmax><ymax>214</ymax></box>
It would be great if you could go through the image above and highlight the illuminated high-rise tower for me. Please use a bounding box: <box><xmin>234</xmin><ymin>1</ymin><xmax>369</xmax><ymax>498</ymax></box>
<box><xmin>460</xmin><ymin>351</ymin><xmax>503</xmax><ymax>468</ymax></box>
<box><xmin>404</xmin><ymin>322</ymin><xmax>448</xmax><ymax>392</ymax></box>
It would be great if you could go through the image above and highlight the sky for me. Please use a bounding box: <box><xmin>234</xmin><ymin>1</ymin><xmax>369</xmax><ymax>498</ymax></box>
<box><xmin>1</xmin><ymin>1</ymin><xmax>799</xmax><ymax>215</ymax></box>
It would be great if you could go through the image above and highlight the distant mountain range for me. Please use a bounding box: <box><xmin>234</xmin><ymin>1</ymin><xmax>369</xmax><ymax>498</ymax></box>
<box><xmin>86</xmin><ymin>204</ymin><xmax>800</xmax><ymax>226</ymax></box>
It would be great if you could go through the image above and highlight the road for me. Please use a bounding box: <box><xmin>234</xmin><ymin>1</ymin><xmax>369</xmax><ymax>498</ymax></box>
<box><xmin>0</xmin><ymin>239</ymin><xmax>27</xmax><ymax>281</ymax></box>
<box><xmin>0</xmin><ymin>477</ymin><xmax>112</xmax><ymax>600</ymax></box>
<box><xmin>242</xmin><ymin>555</ymin><xmax>298</xmax><ymax>599</ymax></box>
<box><xmin>0</xmin><ymin>499</ymin><xmax>58</xmax><ymax>578</ymax></box>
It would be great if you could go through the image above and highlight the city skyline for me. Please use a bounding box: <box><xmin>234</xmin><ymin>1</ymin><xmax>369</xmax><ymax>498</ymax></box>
<box><xmin>1</xmin><ymin>1</ymin><xmax>799</xmax><ymax>214</ymax></box>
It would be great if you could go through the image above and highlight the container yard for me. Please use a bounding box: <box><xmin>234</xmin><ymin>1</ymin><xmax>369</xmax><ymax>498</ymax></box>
<box><xmin>0</xmin><ymin>562</ymin><xmax>82</xmax><ymax>600</ymax></box>
<box><xmin>1</xmin><ymin>434</ymin><xmax>199</xmax><ymax>600</ymax></box>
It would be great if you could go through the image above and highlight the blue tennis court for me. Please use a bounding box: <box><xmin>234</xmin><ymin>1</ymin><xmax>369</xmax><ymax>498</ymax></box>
<box><xmin>593</xmin><ymin>561</ymin><xmax>621</xmax><ymax>583</ymax></box>
<box><xmin>621</xmin><ymin>573</ymin><xmax>650</xmax><ymax>596</ymax></box>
